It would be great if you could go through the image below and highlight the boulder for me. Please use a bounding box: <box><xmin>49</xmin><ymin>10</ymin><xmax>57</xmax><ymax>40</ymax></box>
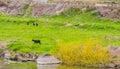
<box><xmin>0</xmin><ymin>41</ymin><xmax>8</xmax><ymax>49</ymax></box>
<box><xmin>10</xmin><ymin>53</ymin><xmax>37</xmax><ymax>62</ymax></box>
<box><xmin>81</xmin><ymin>7</ymin><xmax>87</xmax><ymax>13</ymax></box>
<box><xmin>92</xmin><ymin>7</ymin><xmax>120</xmax><ymax>20</ymax></box>
<box><xmin>0</xmin><ymin>42</ymin><xmax>9</xmax><ymax>57</ymax></box>
<box><xmin>65</xmin><ymin>23</ymin><xmax>73</xmax><ymax>27</ymax></box>
<box><xmin>36</xmin><ymin>54</ymin><xmax>61</xmax><ymax>65</ymax></box>
<box><xmin>0</xmin><ymin>1</ymin><xmax>8</xmax><ymax>7</ymax></box>
<box><xmin>105</xmin><ymin>63</ymin><xmax>116</xmax><ymax>68</ymax></box>
<box><xmin>0</xmin><ymin>6</ymin><xmax>7</xmax><ymax>13</ymax></box>
<box><xmin>4</xmin><ymin>50</ymin><xmax>11</xmax><ymax>60</ymax></box>
<box><xmin>111</xmin><ymin>61</ymin><xmax>120</xmax><ymax>66</ymax></box>
<box><xmin>106</xmin><ymin>61</ymin><xmax>120</xmax><ymax>68</ymax></box>
<box><xmin>108</xmin><ymin>46</ymin><xmax>120</xmax><ymax>58</ymax></box>
<box><xmin>74</xmin><ymin>24</ymin><xmax>85</xmax><ymax>27</ymax></box>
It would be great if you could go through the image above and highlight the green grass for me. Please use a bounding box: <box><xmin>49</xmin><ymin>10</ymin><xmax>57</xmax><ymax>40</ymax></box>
<box><xmin>0</xmin><ymin>9</ymin><xmax>120</xmax><ymax>54</ymax></box>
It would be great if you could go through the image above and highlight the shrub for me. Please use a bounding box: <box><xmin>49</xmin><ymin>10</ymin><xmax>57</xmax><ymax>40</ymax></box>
<box><xmin>56</xmin><ymin>40</ymin><xmax>112</xmax><ymax>66</ymax></box>
<box><xmin>23</xmin><ymin>4</ymin><xmax>29</xmax><ymax>11</ymax></box>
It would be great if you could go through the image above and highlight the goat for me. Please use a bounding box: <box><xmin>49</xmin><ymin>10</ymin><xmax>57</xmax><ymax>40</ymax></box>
<box><xmin>32</xmin><ymin>39</ymin><xmax>41</xmax><ymax>44</ymax></box>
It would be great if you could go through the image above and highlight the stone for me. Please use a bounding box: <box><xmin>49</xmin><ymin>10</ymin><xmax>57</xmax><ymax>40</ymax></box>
<box><xmin>74</xmin><ymin>24</ymin><xmax>85</xmax><ymax>27</ymax></box>
<box><xmin>111</xmin><ymin>61</ymin><xmax>120</xmax><ymax>66</ymax></box>
<box><xmin>108</xmin><ymin>46</ymin><xmax>120</xmax><ymax>58</ymax></box>
<box><xmin>93</xmin><ymin>7</ymin><xmax>120</xmax><ymax>20</ymax></box>
<box><xmin>116</xmin><ymin>65</ymin><xmax>120</xmax><ymax>68</ymax></box>
<box><xmin>106</xmin><ymin>63</ymin><xmax>116</xmax><ymax>68</ymax></box>
<box><xmin>4</xmin><ymin>50</ymin><xmax>11</xmax><ymax>60</ymax></box>
<box><xmin>0</xmin><ymin>1</ymin><xmax>8</xmax><ymax>7</ymax></box>
<box><xmin>81</xmin><ymin>7</ymin><xmax>87</xmax><ymax>13</ymax></box>
<box><xmin>10</xmin><ymin>53</ymin><xmax>37</xmax><ymax>62</ymax></box>
<box><xmin>0</xmin><ymin>41</ymin><xmax>8</xmax><ymax>49</ymax></box>
<box><xmin>65</xmin><ymin>23</ymin><xmax>73</xmax><ymax>27</ymax></box>
<box><xmin>0</xmin><ymin>49</ymin><xmax>4</xmax><ymax>57</ymax></box>
<box><xmin>106</xmin><ymin>61</ymin><xmax>120</xmax><ymax>68</ymax></box>
<box><xmin>0</xmin><ymin>7</ymin><xmax>7</xmax><ymax>13</ymax></box>
<box><xmin>36</xmin><ymin>54</ymin><xmax>61</xmax><ymax>65</ymax></box>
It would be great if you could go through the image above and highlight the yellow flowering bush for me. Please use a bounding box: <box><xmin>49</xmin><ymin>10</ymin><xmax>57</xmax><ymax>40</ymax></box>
<box><xmin>56</xmin><ymin>40</ymin><xmax>111</xmax><ymax>66</ymax></box>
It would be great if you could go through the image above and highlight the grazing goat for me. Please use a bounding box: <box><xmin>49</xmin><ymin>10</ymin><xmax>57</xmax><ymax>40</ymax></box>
<box><xmin>27</xmin><ymin>22</ymin><xmax>29</xmax><ymax>25</ymax></box>
<box><xmin>32</xmin><ymin>39</ymin><xmax>41</xmax><ymax>44</ymax></box>
<box><xmin>33</xmin><ymin>22</ymin><xmax>38</xmax><ymax>26</ymax></box>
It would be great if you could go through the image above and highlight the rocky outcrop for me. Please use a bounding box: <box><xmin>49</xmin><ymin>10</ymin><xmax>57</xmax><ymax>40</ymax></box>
<box><xmin>0</xmin><ymin>1</ymin><xmax>29</xmax><ymax>15</ymax></box>
<box><xmin>0</xmin><ymin>50</ymin><xmax>38</xmax><ymax>62</ymax></box>
<box><xmin>0</xmin><ymin>41</ymin><xmax>60</xmax><ymax>64</ymax></box>
<box><xmin>92</xmin><ymin>7</ymin><xmax>120</xmax><ymax>20</ymax></box>
<box><xmin>31</xmin><ymin>3</ymin><xmax>69</xmax><ymax>17</ymax></box>
<box><xmin>65</xmin><ymin>23</ymin><xmax>73</xmax><ymax>27</ymax></box>
<box><xmin>105</xmin><ymin>46</ymin><xmax>120</xmax><ymax>68</ymax></box>
<box><xmin>36</xmin><ymin>54</ymin><xmax>61</xmax><ymax>65</ymax></box>
<box><xmin>0</xmin><ymin>1</ymin><xmax>69</xmax><ymax>17</ymax></box>
<box><xmin>10</xmin><ymin>53</ymin><xmax>38</xmax><ymax>62</ymax></box>
<box><xmin>0</xmin><ymin>41</ymin><xmax>9</xmax><ymax>57</ymax></box>
<box><xmin>0</xmin><ymin>1</ymin><xmax>120</xmax><ymax>19</ymax></box>
<box><xmin>0</xmin><ymin>1</ymin><xmax>8</xmax><ymax>7</ymax></box>
<box><xmin>106</xmin><ymin>60</ymin><xmax>120</xmax><ymax>68</ymax></box>
<box><xmin>108</xmin><ymin>46</ymin><xmax>120</xmax><ymax>58</ymax></box>
<box><xmin>0</xmin><ymin>41</ymin><xmax>8</xmax><ymax>49</ymax></box>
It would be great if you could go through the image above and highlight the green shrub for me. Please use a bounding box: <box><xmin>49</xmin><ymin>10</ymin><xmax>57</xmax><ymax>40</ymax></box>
<box><xmin>23</xmin><ymin>4</ymin><xmax>29</xmax><ymax>11</ymax></box>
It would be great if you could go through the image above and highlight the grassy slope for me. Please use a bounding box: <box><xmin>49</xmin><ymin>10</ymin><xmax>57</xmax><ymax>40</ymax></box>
<box><xmin>0</xmin><ymin>9</ymin><xmax>120</xmax><ymax>54</ymax></box>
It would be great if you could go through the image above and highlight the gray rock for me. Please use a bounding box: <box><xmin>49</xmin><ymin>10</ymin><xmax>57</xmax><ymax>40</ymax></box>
<box><xmin>0</xmin><ymin>41</ymin><xmax>8</xmax><ymax>49</ymax></box>
<box><xmin>106</xmin><ymin>61</ymin><xmax>120</xmax><ymax>68</ymax></box>
<box><xmin>0</xmin><ymin>7</ymin><xmax>7</xmax><ymax>13</ymax></box>
<box><xmin>36</xmin><ymin>54</ymin><xmax>61</xmax><ymax>65</ymax></box>
<box><xmin>65</xmin><ymin>23</ymin><xmax>73</xmax><ymax>27</ymax></box>
<box><xmin>106</xmin><ymin>63</ymin><xmax>116</xmax><ymax>68</ymax></box>
<box><xmin>111</xmin><ymin>61</ymin><xmax>120</xmax><ymax>66</ymax></box>
<box><xmin>4</xmin><ymin>50</ymin><xmax>11</xmax><ymax>60</ymax></box>
<box><xmin>40</xmin><ymin>53</ymin><xmax>51</xmax><ymax>57</ymax></box>
<box><xmin>108</xmin><ymin>46</ymin><xmax>120</xmax><ymax>58</ymax></box>
<box><xmin>81</xmin><ymin>8</ymin><xmax>87</xmax><ymax>13</ymax></box>
<box><xmin>116</xmin><ymin>65</ymin><xmax>120</xmax><ymax>68</ymax></box>
<box><xmin>16</xmin><ymin>56</ymin><xmax>35</xmax><ymax>62</ymax></box>
<box><xmin>0</xmin><ymin>49</ymin><xmax>4</xmax><ymax>57</ymax></box>
<box><xmin>10</xmin><ymin>53</ymin><xmax>37</xmax><ymax>62</ymax></box>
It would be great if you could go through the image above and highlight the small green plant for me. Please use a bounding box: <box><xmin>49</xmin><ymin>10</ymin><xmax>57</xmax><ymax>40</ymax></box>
<box><xmin>23</xmin><ymin>4</ymin><xmax>29</xmax><ymax>11</ymax></box>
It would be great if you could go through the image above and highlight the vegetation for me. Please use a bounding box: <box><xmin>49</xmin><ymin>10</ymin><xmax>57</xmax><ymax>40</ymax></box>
<box><xmin>0</xmin><ymin>9</ymin><xmax>120</xmax><ymax>54</ymax></box>
<box><xmin>56</xmin><ymin>40</ymin><xmax>111</xmax><ymax>66</ymax></box>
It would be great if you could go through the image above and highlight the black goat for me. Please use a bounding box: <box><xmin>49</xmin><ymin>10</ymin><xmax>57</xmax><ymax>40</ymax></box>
<box><xmin>27</xmin><ymin>22</ymin><xmax>29</xmax><ymax>25</ymax></box>
<box><xmin>32</xmin><ymin>39</ymin><xmax>41</xmax><ymax>44</ymax></box>
<box><xmin>33</xmin><ymin>23</ymin><xmax>35</xmax><ymax>26</ymax></box>
<box><xmin>33</xmin><ymin>22</ymin><xmax>38</xmax><ymax>26</ymax></box>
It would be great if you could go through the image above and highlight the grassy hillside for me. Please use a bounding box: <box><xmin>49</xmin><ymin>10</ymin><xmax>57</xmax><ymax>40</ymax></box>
<box><xmin>0</xmin><ymin>9</ymin><xmax>120</xmax><ymax>54</ymax></box>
